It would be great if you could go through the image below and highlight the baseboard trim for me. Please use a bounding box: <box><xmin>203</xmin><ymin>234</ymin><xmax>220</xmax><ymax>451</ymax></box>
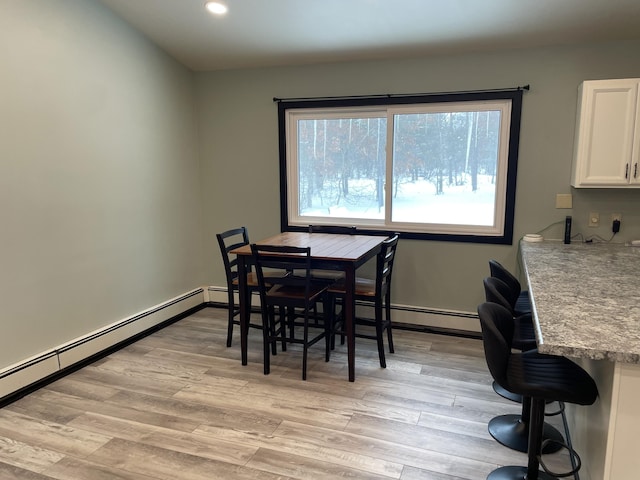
<box><xmin>0</xmin><ymin>288</ymin><xmax>205</xmax><ymax>406</ymax></box>
<box><xmin>1</xmin><ymin>286</ymin><xmax>480</xmax><ymax>406</ymax></box>
<box><xmin>206</xmin><ymin>286</ymin><xmax>480</xmax><ymax>333</ymax></box>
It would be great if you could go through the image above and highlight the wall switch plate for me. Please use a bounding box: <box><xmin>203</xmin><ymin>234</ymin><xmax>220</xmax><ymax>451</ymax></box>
<box><xmin>555</xmin><ymin>193</ymin><xmax>573</xmax><ymax>209</ymax></box>
<box><xmin>588</xmin><ymin>212</ymin><xmax>599</xmax><ymax>227</ymax></box>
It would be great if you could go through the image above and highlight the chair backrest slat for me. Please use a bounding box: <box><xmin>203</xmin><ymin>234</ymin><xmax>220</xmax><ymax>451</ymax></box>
<box><xmin>251</xmin><ymin>244</ymin><xmax>318</xmax><ymax>309</ymax></box>
<box><xmin>376</xmin><ymin>234</ymin><xmax>399</xmax><ymax>298</ymax></box>
<box><xmin>216</xmin><ymin>226</ymin><xmax>250</xmax><ymax>287</ymax></box>
<box><xmin>308</xmin><ymin>225</ymin><xmax>357</xmax><ymax>234</ymax></box>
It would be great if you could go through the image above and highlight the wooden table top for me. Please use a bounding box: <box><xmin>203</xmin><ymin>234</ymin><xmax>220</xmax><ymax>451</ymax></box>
<box><xmin>231</xmin><ymin>232</ymin><xmax>386</xmax><ymax>262</ymax></box>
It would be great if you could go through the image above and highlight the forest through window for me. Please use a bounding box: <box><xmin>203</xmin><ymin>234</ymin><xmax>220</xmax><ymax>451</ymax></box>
<box><xmin>279</xmin><ymin>91</ymin><xmax>522</xmax><ymax>244</ymax></box>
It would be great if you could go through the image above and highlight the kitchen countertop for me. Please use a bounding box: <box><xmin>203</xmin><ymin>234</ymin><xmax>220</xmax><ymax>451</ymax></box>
<box><xmin>520</xmin><ymin>239</ymin><xmax>640</xmax><ymax>363</ymax></box>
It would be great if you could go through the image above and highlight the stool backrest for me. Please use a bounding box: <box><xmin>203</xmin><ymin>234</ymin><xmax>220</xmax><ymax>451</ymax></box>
<box><xmin>483</xmin><ymin>276</ymin><xmax>516</xmax><ymax>315</ymax></box>
<box><xmin>477</xmin><ymin>302</ymin><xmax>515</xmax><ymax>389</ymax></box>
<box><xmin>488</xmin><ymin>259</ymin><xmax>522</xmax><ymax>299</ymax></box>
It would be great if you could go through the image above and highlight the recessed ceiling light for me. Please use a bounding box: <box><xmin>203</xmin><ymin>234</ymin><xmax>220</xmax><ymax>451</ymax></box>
<box><xmin>205</xmin><ymin>1</ymin><xmax>228</xmax><ymax>15</ymax></box>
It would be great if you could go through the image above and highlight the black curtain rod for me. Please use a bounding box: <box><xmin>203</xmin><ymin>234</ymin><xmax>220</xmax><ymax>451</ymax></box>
<box><xmin>273</xmin><ymin>85</ymin><xmax>530</xmax><ymax>103</ymax></box>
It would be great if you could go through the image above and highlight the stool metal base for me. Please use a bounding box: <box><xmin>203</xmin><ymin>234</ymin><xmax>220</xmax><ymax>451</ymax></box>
<box><xmin>493</xmin><ymin>381</ymin><xmax>523</xmax><ymax>403</ymax></box>
<box><xmin>489</xmin><ymin>414</ymin><xmax>563</xmax><ymax>454</ymax></box>
<box><xmin>488</xmin><ymin>465</ymin><xmax>557</xmax><ymax>480</ymax></box>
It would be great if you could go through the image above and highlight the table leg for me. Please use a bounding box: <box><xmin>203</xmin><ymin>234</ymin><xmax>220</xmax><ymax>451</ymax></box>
<box><xmin>238</xmin><ymin>256</ymin><xmax>249</xmax><ymax>366</ymax></box>
<box><xmin>344</xmin><ymin>265</ymin><xmax>356</xmax><ymax>382</ymax></box>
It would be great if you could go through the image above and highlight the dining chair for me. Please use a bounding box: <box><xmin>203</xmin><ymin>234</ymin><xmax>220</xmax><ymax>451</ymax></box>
<box><xmin>216</xmin><ymin>227</ymin><xmax>286</xmax><ymax>349</ymax></box>
<box><xmin>308</xmin><ymin>225</ymin><xmax>357</xmax><ymax>234</ymax></box>
<box><xmin>251</xmin><ymin>243</ymin><xmax>332</xmax><ymax>380</ymax></box>
<box><xmin>304</xmin><ymin>225</ymin><xmax>358</xmax><ymax>283</ymax></box>
<box><xmin>328</xmin><ymin>233</ymin><xmax>399</xmax><ymax>368</ymax></box>
<box><xmin>216</xmin><ymin>227</ymin><xmax>254</xmax><ymax>347</ymax></box>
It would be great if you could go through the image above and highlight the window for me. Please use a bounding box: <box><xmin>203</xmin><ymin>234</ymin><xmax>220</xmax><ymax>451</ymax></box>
<box><xmin>277</xmin><ymin>90</ymin><xmax>523</xmax><ymax>244</ymax></box>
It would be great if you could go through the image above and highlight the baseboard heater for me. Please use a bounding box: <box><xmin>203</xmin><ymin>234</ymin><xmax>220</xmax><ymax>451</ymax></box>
<box><xmin>206</xmin><ymin>286</ymin><xmax>480</xmax><ymax>334</ymax></box>
<box><xmin>0</xmin><ymin>288</ymin><xmax>205</xmax><ymax>406</ymax></box>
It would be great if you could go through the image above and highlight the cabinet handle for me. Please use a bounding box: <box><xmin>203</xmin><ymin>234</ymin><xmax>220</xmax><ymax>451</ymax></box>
<box><xmin>625</xmin><ymin>164</ymin><xmax>629</xmax><ymax>179</ymax></box>
<box><xmin>635</xmin><ymin>163</ymin><xmax>638</xmax><ymax>179</ymax></box>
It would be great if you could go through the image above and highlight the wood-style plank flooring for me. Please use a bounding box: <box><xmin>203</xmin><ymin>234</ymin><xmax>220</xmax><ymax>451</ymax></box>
<box><xmin>0</xmin><ymin>307</ymin><xmax>572</xmax><ymax>479</ymax></box>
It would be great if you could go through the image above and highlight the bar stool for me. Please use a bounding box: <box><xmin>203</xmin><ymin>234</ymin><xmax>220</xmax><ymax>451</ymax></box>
<box><xmin>483</xmin><ymin>278</ymin><xmax>564</xmax><ymax>454</ymax></box>
<box><xmin>477</xmin><ymin>302</ymin><xmax>598</xmax><ymax>480</ymax></box>
<box><xmin>489</xmin><ymin>259</ymin><xmax>531</xmax><ymax>316</ymax></box>
<box><xmin>483</xmin><ymin>276</ymin><xmax>535</xmax><ymax>402</ymax></box>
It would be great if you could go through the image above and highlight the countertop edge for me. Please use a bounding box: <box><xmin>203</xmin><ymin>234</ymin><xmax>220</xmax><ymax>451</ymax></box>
<box><xmin>521</xmin><ymin>239</ymin><xmax>640</xmax><ymax>365</ymax></box>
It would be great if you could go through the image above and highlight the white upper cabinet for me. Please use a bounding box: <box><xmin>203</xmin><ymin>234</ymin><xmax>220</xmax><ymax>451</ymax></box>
<box><xmin>571</xmin><ymin>78</ymin><xmax>640</xmax><ymax>187</ymax></box>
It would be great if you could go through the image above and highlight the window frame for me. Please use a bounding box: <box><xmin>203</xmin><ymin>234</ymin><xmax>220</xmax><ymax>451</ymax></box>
<box><xmin>277</xmin><ymin>90</ymin><xmax>523</xmax><ymax>244</ymax></box>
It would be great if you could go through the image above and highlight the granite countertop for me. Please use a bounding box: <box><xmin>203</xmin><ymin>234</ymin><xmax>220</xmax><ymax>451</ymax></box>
<box><xmin>520</xmin><ymin>240</ymin><xmax>640</xmax><ymax>363</ymax></box>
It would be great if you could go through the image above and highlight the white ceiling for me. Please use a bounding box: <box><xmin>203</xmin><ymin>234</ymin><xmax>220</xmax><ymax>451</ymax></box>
<box><xmin>99</xmin><ymin>0</ymin><xmax>640</xmax><ymax>72</ymax></box>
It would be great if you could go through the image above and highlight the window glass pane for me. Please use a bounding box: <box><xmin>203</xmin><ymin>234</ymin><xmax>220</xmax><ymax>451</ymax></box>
<box><xmin>391</xmin><ymin>110</ymin><xmax>501</xmax><ymax>226</ymax></box>
<box><xmin>296</xmin><ymin>116</ymin><xmax>386</xmax><ymax>220</ymax></box>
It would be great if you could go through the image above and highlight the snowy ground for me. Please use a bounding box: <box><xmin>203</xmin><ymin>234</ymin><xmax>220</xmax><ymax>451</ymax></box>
<box><xmin>300</xmin><ymin>175</ymin><xmax>497</xmax><ymax>226</ymax></box>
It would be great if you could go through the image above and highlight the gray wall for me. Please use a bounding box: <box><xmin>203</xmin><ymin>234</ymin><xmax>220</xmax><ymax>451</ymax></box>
<box><xmin>197</xmin><ymin>40</ymin><xmax>640</xmax><ymax>313</ymax></box>
<box><xmin>3</xmin><ymin>1</ymin><xmax>639</xmax><ymax>371</ymax></box>
<box><xmin>0</xmin><ymin>1</ymin><xmax>205</xmax><ymax>368</ymax></box>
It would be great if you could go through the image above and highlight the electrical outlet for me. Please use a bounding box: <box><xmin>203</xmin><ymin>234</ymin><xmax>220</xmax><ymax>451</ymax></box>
<box><xmin>588</xmin><ymin>212</ymin><xmax>599</xmax><ymax>227</ymax></box>
<box><xmin>612</xmin><ymin>213</ymin><xmax>622</xmax><ymax>223</ymax></box>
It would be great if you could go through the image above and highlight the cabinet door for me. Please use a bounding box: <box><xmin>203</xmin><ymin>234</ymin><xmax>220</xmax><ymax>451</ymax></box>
<box><xmin>571</xmin><ymin>79</ymin><xmax>639</xmax><ymax>187</ymax></box>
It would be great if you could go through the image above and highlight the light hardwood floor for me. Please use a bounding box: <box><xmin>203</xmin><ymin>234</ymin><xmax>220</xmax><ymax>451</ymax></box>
<box><xmin>0</xmin><ymin>307</ymin><xmax>572</xmax><ymax>479</ymax></box>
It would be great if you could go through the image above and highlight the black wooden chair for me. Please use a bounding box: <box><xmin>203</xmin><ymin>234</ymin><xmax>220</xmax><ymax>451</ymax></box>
<box><xmin>308</xmin><ymin>225</ymin><xmax>357</xmax><ymax>234</ymax></box>
<box><xmin>216</xmin><ymin>227</ymin><xmax>287</xmax><ymax>349</ymax></box>
<box><xmin>304</xmin><ymin>225</ymin><xmax>357</xmax><ymax>283</ymax></box>
<box><xmin>216</xmin><ymin>227</ymin><xmax>258</xmax><ymax>348</ymax></box>
<box><xmin>477</xmin><ymin>302</ymin><xmax>598</xmax><ymax>480</ymax></box>
<box><xmin>251</xmin><ymin>243</ymin><xmax>332</xmax><ymax>380</ymax></box>
<box><xmin>329</xmin><ymin>234</ymin><xmax>399</xmax><ymax>368</ymax></box>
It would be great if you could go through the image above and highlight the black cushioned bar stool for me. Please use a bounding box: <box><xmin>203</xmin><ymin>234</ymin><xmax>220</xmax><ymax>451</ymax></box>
<box><xmin>478</xmin><ymin>302</ymin><xmax>598</xmax><ymax>480</ymax></box>
<box><xmin>483</xmin><ymin>276</ymin><xmax>536</xmax><ymax>403</ymax></box>
<box><xmin>489</xmin><ymin>259</ymin><xmax>531</xmax><ymax>316</ymax></box>
<box><xmin>482</xmin><ymin>278</ymin><xmax>564</xmax><ymax>455</ymax></box>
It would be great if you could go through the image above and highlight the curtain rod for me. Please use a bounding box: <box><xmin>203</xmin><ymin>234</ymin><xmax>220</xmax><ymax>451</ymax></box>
<box><xmin>273</xmin><ymin>85</ymin><xmax>529</xmax><ymax>103</ymax></box>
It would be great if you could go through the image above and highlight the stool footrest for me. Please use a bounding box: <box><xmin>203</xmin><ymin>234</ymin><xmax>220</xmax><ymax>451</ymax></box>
<box><xmin>538</xmin><ymin>438</ymin><xmax>582</xmax><ymax>478</ymax></box>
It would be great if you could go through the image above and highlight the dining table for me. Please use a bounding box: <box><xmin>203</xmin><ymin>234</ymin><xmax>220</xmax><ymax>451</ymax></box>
<box><xmin>230</xmin><ymin>231</ymin><xmax>386</xmax><ymax>382</ymax></box>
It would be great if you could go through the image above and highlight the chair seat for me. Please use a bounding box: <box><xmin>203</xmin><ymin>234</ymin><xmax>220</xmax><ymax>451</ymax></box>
<box><xmin>267</xmin><ymin>283</ymin><xmax>327</xmax><ymax>301</ymax></box>
<box><xmin>308</xmin><ymin>269</ymin><xmax>345</xmax><ymax>282</ymax></box>
<box><xmin>291</xmin><ymin>268</ymin><xmax>344</xmax><ymax>284</ymax></box>
<box><xmin>328</xmin><ymin>277</ymin><xmax>376</xmax><ymax>297</ymax></box>
<box><xmin>507</xmin><ymin>350</ymin><xmax>598</xmax><ymax>405</ymax></box>
<box><xmin>232</xmin><ymin>271</ymin><xmax>285</xmax><ymax>287</ymax></box>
